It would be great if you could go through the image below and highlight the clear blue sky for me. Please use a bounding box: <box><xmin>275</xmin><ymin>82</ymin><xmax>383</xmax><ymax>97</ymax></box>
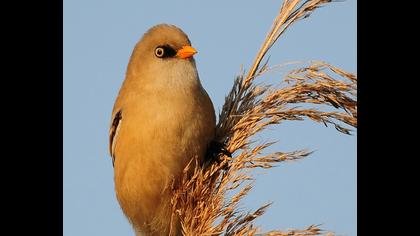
<box><xmin>64</xmin><ymin>0</ymin><xmax>356</xmax><ymax>235</ymax></box>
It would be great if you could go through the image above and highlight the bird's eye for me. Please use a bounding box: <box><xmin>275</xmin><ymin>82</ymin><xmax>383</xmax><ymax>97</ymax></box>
<box><xmin>154</xmin><ymin>47</ymin><xmax>165</xmax><ymax>58</ymax></box>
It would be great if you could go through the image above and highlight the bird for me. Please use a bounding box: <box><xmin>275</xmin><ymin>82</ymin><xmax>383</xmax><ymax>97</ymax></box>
<box><xmin>108</xmin><ymin>24</ymin><xmax>216</xmax><ymax>236</ymax></box>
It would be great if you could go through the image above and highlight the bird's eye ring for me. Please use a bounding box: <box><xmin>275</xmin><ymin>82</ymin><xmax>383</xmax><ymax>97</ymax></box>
<box><xmin>154</xmin><ymin>47</ymin><xmax>165</xmax><ymax>58</ymax></box>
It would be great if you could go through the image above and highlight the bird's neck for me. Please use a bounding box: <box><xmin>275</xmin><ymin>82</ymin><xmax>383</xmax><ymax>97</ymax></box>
<box><xmin>126</xmin><ymin>60</ymin><xmax>202</xmax><ymax>97</ymax></box>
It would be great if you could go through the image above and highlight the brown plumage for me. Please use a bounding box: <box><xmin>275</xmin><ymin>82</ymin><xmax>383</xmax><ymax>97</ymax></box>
<box><xmin>109</xmin><ymin>24</ymin><xmax>216</xmax><ymax>235</ymax></box>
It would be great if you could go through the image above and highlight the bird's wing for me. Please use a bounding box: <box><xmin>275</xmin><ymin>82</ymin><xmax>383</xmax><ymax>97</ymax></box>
<box><xmin>109</xmin><ymin>109</ymin><xmax>122</xmax><ymax>167</ymax></box>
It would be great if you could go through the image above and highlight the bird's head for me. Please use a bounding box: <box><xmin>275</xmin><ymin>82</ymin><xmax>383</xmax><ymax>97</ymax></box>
<box><xmin>139</xmin><ymin>24</ymin><xmax>197</xmax><ymax>60</ymax></box>
<box><xmin>125</xmin><ymin>24</ymin><xmax>200</xmax><ymax>90</ymax></box>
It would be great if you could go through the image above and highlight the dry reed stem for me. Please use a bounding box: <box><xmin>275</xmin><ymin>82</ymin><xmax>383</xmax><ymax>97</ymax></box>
<box><xmin>170</xmin><ymin>0</ymin><xmax>356</xmax><ymax>235</ymax></box>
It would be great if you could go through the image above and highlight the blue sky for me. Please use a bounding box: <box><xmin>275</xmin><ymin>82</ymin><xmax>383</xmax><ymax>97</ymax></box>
<box><xmin>64</xmin><ymin>0</ymin><xmax>356</xmax><ymax>235</ymax></box>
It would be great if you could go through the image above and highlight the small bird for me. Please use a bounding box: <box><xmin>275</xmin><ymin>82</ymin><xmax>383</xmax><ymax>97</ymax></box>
<box><xmin>109</xmin><ymin>24</ymin><xmax>216</xmax><ymax>235</ymax></box>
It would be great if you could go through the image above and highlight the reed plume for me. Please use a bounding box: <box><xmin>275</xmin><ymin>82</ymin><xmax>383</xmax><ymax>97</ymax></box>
<box><xmin>170</xmin><ymin>1</ymin><xmax>356</xmax><ymax>235</ymax></box>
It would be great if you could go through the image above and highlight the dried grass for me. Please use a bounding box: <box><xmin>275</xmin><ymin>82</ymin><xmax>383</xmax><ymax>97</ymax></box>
<box><xmin>170</xmin><ymin>0</ymin><xmax>356</xmax><ymax>235</ymax></box>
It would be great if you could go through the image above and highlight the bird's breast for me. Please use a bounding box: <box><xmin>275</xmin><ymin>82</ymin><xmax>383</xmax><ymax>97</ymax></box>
<box><xmin>113</xmin><ymin>87</ymin><xmax>215</xmax><ymax>230</ymax></box>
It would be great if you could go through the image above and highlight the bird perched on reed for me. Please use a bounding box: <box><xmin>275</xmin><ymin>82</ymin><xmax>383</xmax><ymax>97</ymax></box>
<box><xmin>108</xmin><ymin>24</ymin><xmax>216</xmax><ymax>235</ymax></box>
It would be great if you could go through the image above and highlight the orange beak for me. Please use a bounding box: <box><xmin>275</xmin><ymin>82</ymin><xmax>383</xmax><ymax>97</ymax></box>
<box><xmin>176</xmin><ymin>45</ymin><xmax>197</xmax><ymax>59</ymax></box>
